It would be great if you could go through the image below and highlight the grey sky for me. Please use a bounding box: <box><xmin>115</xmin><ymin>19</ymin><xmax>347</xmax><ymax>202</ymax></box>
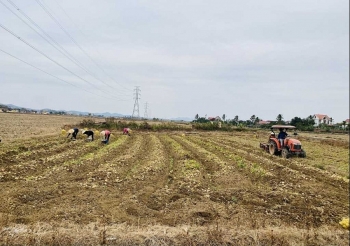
<box><xmin>0</xmin><ymin>0</ymin><xmax>348</xmax><ymax>122</ymax></box>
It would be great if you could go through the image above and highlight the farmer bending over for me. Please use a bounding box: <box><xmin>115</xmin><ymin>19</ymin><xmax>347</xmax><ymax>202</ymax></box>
<box><xmin>100</xmin><ymin>130</ymin><xmax>111</xmax><ymax>144</ymax></box>
<box><xmin>123</xmin><ymin>128</ymin><xmax>131</xmax><ymax>136</ymax></box>
<box><xmin>67</xmin><ymin>128</ymin><xmax>79</xmax><ymax>140</ymax></box>
<box><xmin>82</xmin><ymin>130</ymin><xmax>94</xmax><ymax>141</ymax></box>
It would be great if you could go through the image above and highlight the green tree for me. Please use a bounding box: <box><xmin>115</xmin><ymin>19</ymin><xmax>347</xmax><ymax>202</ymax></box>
<box><xmin>234</xmin><ymin>115</ymin><xmax>239</xmax><ymax>124</ymax></box>
<box><xmin>194</xmin><ymin>117</ymin><xmax>209</xmax><ymax>123</ymax></box>
<box><xmin>276</xmin><ymin>114</ymin><xmax>284</xmax><ymax>124</ymax></box>
<box><xmin>290</xmin><ymin>116</ymin><xmax>315</xmax><ymax>131</ymax></box>
<box><xmin>222</xmin><ymin>114</ymin><xmax>226</xmax><ymax>121</ymax></box>
<box><xmin>195</xmin><ymin>114</ymin><xmax>199</xmax><ymax>120</ymax></box>
<box><xmin>250</xmin><ymin>115</ymin><xmax>256</xmax><ymax>125</ymax></box>
<box><xmin>290</xmin><ymin>117</ymin><xmax>302</xmax><ymax>126</ymax></box>
<box><xmin>255</xmin><ymin>116</ymin><xmax>260</xmax><ymax>125</ymax></box>
<box><xmin>305</xmin><ymin>115</ymin><xmax>315</xmax><ymax>126</ymax></box>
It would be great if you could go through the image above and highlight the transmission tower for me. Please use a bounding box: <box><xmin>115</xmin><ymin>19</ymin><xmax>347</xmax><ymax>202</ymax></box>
<box><xmin>132</xmin><ymin>86</ymin><xmax>141</xmax><ymax>118</ymax></box>
<box><xmin>144</xmin><ymin>102</ymin><xmax>148</xmax><ymax>118</ymax></box>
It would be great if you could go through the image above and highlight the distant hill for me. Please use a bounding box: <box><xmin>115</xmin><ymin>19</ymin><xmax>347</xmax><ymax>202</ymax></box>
<box><xmin>1</xmin><ymin>103</ymin><xmax>129</xmax><ymax>117</ymax></box>
<box><xmin>169</xmin><ymin>117</ymin><xmax>192</xmax><ymax>122</ymax></box>
<box><xmin>65</xmin><ymin>110</ymin><xmax>91</xmax><ymax>116</ymax></box>
<box><xmin>0</xmin><ymin>103</ymin><xmax>194</xmax><ymax>121</ymax></box>
<box><xmin>99</xmin><ymin>112</ymin><xmax>125</xmax><ymax>117</ymax></box>
<box><xmin>3</xmin><ymin>104</ymin><xmax>24</xmax><ymax>109</ymax></box>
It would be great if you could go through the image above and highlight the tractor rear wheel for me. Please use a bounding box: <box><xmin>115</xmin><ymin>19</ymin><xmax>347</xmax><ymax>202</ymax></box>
<box><xmin>281</xmin><ymin>147</ymin><xmax>291</xmax><ymax>159</ymax></box>
<box><xmin>269</xmin><ymin>141</ymin><xmax>278</xmax><ymax>155</ymax></box>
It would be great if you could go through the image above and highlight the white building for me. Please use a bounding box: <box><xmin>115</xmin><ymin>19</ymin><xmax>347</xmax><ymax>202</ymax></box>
<box><xmin>313</xmin><ymin>114</ymin><xmax>333</xmax><ymax>126</ymax></box>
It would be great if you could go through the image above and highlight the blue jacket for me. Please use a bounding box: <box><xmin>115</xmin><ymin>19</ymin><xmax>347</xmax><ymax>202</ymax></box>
<box><xmin>278</xmin><ymin>132</ymin><xmax>287</xmax><ymax>139</ymax></box>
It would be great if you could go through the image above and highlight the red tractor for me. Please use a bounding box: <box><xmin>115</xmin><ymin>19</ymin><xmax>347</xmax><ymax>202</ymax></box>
<box><xmin>260</xmin><ymin>125</ymin><xmax>306</xmax><ymax>158</ymax></box>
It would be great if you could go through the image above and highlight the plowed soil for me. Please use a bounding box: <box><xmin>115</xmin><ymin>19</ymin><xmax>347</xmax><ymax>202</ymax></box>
<box><xmin>0</xmin><ymin>127</ymin><xmax>349</xmax><ymax>245</ymax></box>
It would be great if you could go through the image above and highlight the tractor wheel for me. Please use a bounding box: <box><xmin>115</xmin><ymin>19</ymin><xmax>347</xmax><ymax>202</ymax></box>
<box><xmin>281</xmin><ymin>147</ymin><xmax>291</xmax><ymax>159</ymax></box>
<box><xmin>300</xmin><ymin>150</ymin><xmax>306</xmax><ymax>158</ymax></box>
<box><xmin>269</xmin><ymin>141</ymin><xmax>278</xmax><ymax>155</ymax></box>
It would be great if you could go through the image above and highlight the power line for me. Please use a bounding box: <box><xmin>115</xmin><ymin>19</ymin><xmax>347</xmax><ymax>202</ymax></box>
<box><xmin>132</xmin><ymin>86</ymin><xmax>141</xmax><ymax>119</ymax></box>
<box><xmin>0</xmin><ymin>22</ymin><xmax>126</xmax><ymax>99</ymax></box>
<box><xmin>52</xmin><ymin>0</ymin><xmax>132</xmax><ymax>93</ymax></box>
<box><xmin>35</xmin><ymin>0</ymin><xmax>133</xmax><ymax>92</ymax></box>
<box><xmin>3</xmin><ymin>0</ymin><xmax>131</xmax><ymax>98</ymax></box>
<box><xmin>0</xmin><ymin>48</ymin><xmax>128</xmax><ymax>100</ymax></box>
<box><xmin>5</xmin><ymin>0</ymin><xmax>89</xmax><ymax>76</ymax></box>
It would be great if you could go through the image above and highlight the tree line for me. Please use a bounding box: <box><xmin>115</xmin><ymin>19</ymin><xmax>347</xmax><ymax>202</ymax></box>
<box><xmin>193</xmin><ymin>113</ymin><xmax>348</xmax><ymax>131</ymax></box>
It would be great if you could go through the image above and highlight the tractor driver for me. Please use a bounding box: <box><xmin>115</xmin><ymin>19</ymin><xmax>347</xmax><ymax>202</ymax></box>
<box><xmin>278</xmin><ymin>128</ymin><xmax>288</xmax><ymax>147</ymax></box>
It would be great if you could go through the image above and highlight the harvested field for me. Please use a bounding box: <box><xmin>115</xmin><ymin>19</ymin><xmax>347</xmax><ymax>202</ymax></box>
<box><xmin>0</xmin><ymin>115</ymin><xmax>349</xmax><ymax>245</ymax></box>
<box><xmin>0</xmin><ymin>113</ymin><xmax>101</xmax><ymax>143</ymax></box>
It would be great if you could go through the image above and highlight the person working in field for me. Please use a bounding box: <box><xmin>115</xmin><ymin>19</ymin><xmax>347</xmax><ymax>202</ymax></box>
<box><xmin>278</xmin><ymin>128</ymin><xmax>288</xmax><ymax>147</ymax></box>
<box><xmin>82</xmin><ymin>130</ymin><xmax>94</xmax><ymax>141</ymax></box>
<box><xmin>100</xmin><ymin>130</ymin><xmax>111</xmax><ymax>144</ymax></box>
<box><xmin>67</xmin><ymin>128</ymin><xmax>79</xmax><ymax>140</ymax></box>
<box><xmin>123</xmin><ymin>127</ymin><xmax>131</xmax><ymax>136</ymax></box>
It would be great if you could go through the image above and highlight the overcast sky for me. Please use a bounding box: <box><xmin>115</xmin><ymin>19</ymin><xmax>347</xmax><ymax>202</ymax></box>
<box><xmin>0</xmin><ymin>0</ymin><xmax>348</xmax><ymax>122</ymax></box>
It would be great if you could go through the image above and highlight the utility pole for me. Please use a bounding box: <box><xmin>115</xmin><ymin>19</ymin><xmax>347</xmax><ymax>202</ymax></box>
<box><xmin>144</xmin><ymin>102</ymin><xmax>148</xmax><ymax>119</ymax></box>
<box><xmin>132</xmin><ymin>86</ymin><xmax>141</xmax><ymax>119</ymax></box>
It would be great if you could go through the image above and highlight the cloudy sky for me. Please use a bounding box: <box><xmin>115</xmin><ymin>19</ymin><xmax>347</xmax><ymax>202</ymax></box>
<box><xmin>0</xmin><ymin>0</ymin><xmax>348</xmax><ymax>122</ymax></box>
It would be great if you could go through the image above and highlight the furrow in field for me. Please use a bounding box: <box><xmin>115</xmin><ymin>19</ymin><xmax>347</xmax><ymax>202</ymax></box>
<box><xmin>0</xmin><ymin>135</ymin><xmax>134</xmax><ymax>224</ymax></box>
<box><xmin>158</xmin><ymin>133</ymin><xmax>220</xmax><ymax>226</ymax></box>
<box><xmin>191</xmin><ymin>133</ymin><xmax>348</xmax><ymax>199</ymax></box>
<box><xmin>61</xmin><ymin>133</ymin><xmax>169</xmax><ymax>226</ymax></box>
<box><xmin>191</xmin><ymin>134</ymin><xmax>310</xmax><ymax>183</ymax></box>
<box><xmin>220</xmin><ymin>132</ymin><xmax>349</xmax><ymax>179</ymax></box>
<box><xmin>0</xmin><ymin>138</ymin><xmax>101</xmax><ymax>182</ymax></box>
<box><xmin>212</xmin><ymin>134</ymin><xmax>348</xmax><ymax>188</ymax></box>
<box><xmin>156</xmin><ymin>133</ymin><xmax>253</xmax><ymax>226</ymax></box>
<box><xmin>170</xmin><ymin>134</ymin><xmax>273</xmax><ymax>181</ymax></box>
<box><xmin>0</xmin><ymin>135</ymin><xmax>64</xmax><ymax>161</ymax></box>
<box><xmin>39</xmin><ymin>135</ymin><xmax>129</xmax><ymax>182</ymax></box>
<box><xmin>158</xmin><ymin>133</ymin><xmax>212</xmax><ymax>196</ymax></box>
<box><xmin>2</xmin><ymin>135</ymin><xmax>123</xmax><ymax>182</ymax></box>
<box><xmin>79</xmin><ymin>134</ymin><xmax>143</xmax><ymax>188</ymax></box>
<box><xmin>0</xmin><ymin>137</ymin><xmax>87</xmax><ymax>170</ymax></box>
<box><xmin>183</xmin><ymin>134</ymin><xmax>348</xmax><ymax>227</ymax></box>
<box><xmin>115</xmin><ymin>134</ymin><xmax>172</xmax><ymax>221</ymax></box>
<box><xmin>166</xmin><ymin>134</ymin><xmax>298</xmax><ymax>227</ymax></box>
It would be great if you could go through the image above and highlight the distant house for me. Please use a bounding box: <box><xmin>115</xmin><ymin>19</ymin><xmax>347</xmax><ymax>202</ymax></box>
<box><xmin>20</xmin><ymin>109</ymin><xmax>29</xmax><ymax>113</ymax></box>
<box><xmin>258</xmin><ymin>120</ymin><xmax>271</xmax><ymax>125</ymax></box>
<box><xmin>8</xmin><ymin>109</ymin><xmax>19</xmax><ymax>113</ymax></box>
<box><xmin>208</xmin><ymin>116</ymin><xmax>221</xmax><ymax>121</ymax></box>
<box><xmin>313</xmin><ymin>114</ymin><xmax>333</xmax><ymax>126</ymax></box>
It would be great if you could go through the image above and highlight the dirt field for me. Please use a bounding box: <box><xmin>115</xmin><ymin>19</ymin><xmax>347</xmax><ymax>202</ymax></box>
<box><xmin>0</xmin><ymin>113</ymin><xmax>97</xmax><ymax>142</ymax></box>
<box><xmin>0</xmin><ymin>114</ymin><xmax>349</xmax><ymax>245</ymax></box>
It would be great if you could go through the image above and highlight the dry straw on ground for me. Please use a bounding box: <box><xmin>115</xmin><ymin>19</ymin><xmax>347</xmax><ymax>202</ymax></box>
<box><xmin>0</xmin><ymin>114</ymin><xmax>349</xmax><ymax>245</ymax></box>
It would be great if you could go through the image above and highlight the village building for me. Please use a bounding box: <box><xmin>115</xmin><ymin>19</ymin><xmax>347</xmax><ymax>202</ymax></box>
<box><xmin>313</xmin><ymin>114</ymin><xmax>333</xmax><ymax>126</ymax></box>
